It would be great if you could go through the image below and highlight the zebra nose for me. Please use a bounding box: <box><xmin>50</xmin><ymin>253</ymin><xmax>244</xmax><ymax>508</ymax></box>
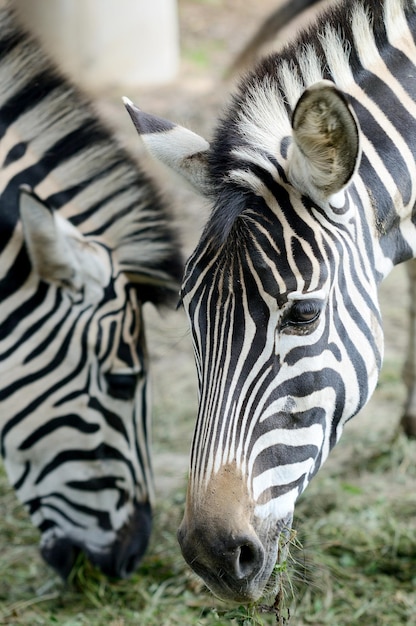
<box><xmin>93</xmin><ymin>501</ymin><xmax>152</xmax><ymax>578</ymax></box>
<box><xmin>41</xmin><ymin>536</ymin><xmax>81</xmax><ymax>579</ymax></box>
<box><xmin>41</xmin><ymin>501</ymin><xmax>152</xmax><ymax>579</ymax></box>
<box><xmin>113</xmin><ymin>503</ymin><xmax>152</xmax><ymax>578</ymax></box>
<box><xmin>178</xmin><ymin>523</ymin><xmax>265</xmax><ymax>583</ymax></box>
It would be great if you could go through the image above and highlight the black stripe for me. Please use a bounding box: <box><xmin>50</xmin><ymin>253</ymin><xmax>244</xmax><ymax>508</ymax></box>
<box><xmin>3</xmin><ymin>141</ymin><xmax>27</xmax><ymax>167</ymax></box>
<box><xmin>352</xmin><ymin>95</ymin><xmax>413</xmax><ymax>204</ymax></box>
<box><xmin>39</xmin><ymin>493</ymin><xmax>112</xmax><ymax>530</ymax></box>
<box><xmin>253</xmin><ymin>444</ymin><xmax>318</xmax><ymax>478</ymax></box>
<box><xmin>257</xmin><ymin>474</ymin><xmax>305</xmax><ymax>505</ymax></box>
<box><xmin>23</xmin><ymin>305</ymin><xmax>72</xmax><ymax>364</ymax></box>
<box><xmin>34</xmin><ymin>444</ymin><xmax>138</xmax><ymax>489</ymax></box>
<box><xmin>0</xmin><ymin>319</ymin><xmax>91</xmax><ymax>456</ymax></box>
<box><xmin>13</xmin><ymin>460</ymin><xmax>30</xmax><ymax>491</ymax></box>
<box><xmin>0</xmin><ymin>246</ymin><xmax>31</xmax><ymax>298</ymax></box>
<box><xmin>19</xmin><ymin>415</ymin><xmax>100</xmax><ymax>450</ymax></box>
<box><xmin>0</xmin><ymin>29</ymin><xmax>23</xmax><ymax>59</ymax></box>
<box><xmin>27</xmin><ymin>501</ymin><xmax>86</xmax><ymax>528</ymax></box>
<box><xmin>0</xmin><ymin>72</ymin><xmax>64</xmax><ymax>140</ymax></box>
<box><xmin>0</xmin><ymin>281</ymin><xmax>50</xmax><ymax>346</ymax></box>
<box><xmin>66</xmin><ymin>476</ymin><xmax>122</xmax><ymax>491</ymax></box>
<box><xmin>0</xmin><ymin>310</ymin><xmax>85</xmax><ymax>401</ymax></box>
<box><xmin>87</xmin><ymin>397</ymin><xmax>130</xmax><ymax>442</ymax></box>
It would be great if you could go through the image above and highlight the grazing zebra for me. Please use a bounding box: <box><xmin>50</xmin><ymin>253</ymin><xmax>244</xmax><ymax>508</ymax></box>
<box><xmin>125</xmin><ymin>0</ymin><xmax>416</xmax><ymax>603</ymax></box>
<box><xmin>0</xmin><ymin>5</ymin><xmax>182</xmax><ymax>579</ymax></box>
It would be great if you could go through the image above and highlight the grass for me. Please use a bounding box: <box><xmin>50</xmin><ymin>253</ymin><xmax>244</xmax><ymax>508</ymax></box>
<box><xmin>1</xmin><ymin>423</ymin><xmax>416</xmax><ymax>625</ymax></box>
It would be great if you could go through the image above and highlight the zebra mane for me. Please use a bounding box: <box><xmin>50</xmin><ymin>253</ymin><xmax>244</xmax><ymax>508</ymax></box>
<box><xmin>0</xmin><ymin>3</ymin><xmax>182</xmax><ymax>298</ymax></box>
<box><xmin>205</xmin><ymin>0</ymin><xmax>415</xmax><ymax>249</ymax></box>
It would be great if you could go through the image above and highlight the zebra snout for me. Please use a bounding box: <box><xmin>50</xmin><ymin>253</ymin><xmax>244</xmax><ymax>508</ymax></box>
<box><xmin>40</xmin><ymin>536</ymin><xmax>81</xmax><ymax>580</ymax></box>
<box><xmin>93</xmin><ymin>501</ymin><xmax>152</xmax><ymax>579</ymax></box>
<box><xmin>40</xmin><ymin>501</ymin><xmax>152</xmax><ymax>579</ymax></box>
<box><xmin>177</xmin><ymin>463</ymin><xmax>271</xmax><ymax>601</ymax></box>
<box><xmin>178</xmin><ymin>521</ymin><xmax>267</xmax><ymax>602</ymax></box>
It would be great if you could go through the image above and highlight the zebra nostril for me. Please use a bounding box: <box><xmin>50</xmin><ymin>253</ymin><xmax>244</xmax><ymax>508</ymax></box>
<box><xmin>238</xmin><ymin>543</ymin><xmax>259</xmax><ymax>576</ymax></box>
<box><xmin>220</xmin><ymin>536</ymin><xmax>264</xmax><ymax>580</ymax></box>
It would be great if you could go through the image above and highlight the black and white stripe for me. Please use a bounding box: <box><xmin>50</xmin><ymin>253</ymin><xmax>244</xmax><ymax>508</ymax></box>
<box><xmin>125</xmin><ymin>0</ymin><xmax>416</xmax><ymax>604</ymax></box>
<box><xmin>0</xmin><ymin>4</ymin><xmax>182</xmax><ymax>579</ymax></box>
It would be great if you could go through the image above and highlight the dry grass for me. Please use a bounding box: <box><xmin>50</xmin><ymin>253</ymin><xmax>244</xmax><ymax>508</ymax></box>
<box><xmin>1</xmin><ymin>395</ymin><xmax>416</xmax><ymax>626</ymax></box>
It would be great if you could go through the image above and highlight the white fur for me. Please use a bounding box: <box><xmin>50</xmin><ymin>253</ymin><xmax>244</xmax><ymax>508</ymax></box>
<box><xmin>319</xmin><ymin>23</ymin><xmax>354</xmax><ymax>90</ymax></box>
<box><xmin>237</xmin><ymin>76</ymin><xmax>292</xmax><ymax>157</ymax></box>
<box><xmin>140</xmin><ymin>125</ymin><xmax>210</xmax><ymax>194</ymax></box>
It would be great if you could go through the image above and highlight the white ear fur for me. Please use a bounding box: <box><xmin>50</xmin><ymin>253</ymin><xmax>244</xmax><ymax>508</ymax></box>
<box><xmin>123</xmin><ymin>97</ymin><xmax>211</xmax><ymax>196</ymax></box>
<box><xmin>19</xmin><ymin>187</ymin><xmax>109</xmax><ymax>303</ymax></box>
<box><xmin>288</xmin><ymin>81</ymin><xmax>361</xmax><ymax>209</ymax></box>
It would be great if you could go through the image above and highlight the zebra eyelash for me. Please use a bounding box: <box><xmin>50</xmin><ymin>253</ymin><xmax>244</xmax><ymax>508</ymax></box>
<box><xmin>279</xmin><ymin>298</ymin><xmax>324</xmax><ymax>332</ymax></box>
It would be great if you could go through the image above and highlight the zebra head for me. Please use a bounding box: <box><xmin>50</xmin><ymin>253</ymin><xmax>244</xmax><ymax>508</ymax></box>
<box><xmin>1</xmin><ymin>187</ymin><xmax>181</xmax><ymax>579</ymax></box>
<box><xmin>125</xmin><ymin>74</ymin><xmax>387</xmax><ymax>602</ymax></box>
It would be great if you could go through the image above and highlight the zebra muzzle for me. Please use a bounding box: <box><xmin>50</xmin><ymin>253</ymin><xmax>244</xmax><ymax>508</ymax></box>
<box><xmin>177</xmin><ymin>516</ymin><xmax>273</xmax><ymax>602</ymax></box>
<box><xmin>40</xmin><ymin>501</ymin><xmax>152</xmax><ymax>579</ymax></box>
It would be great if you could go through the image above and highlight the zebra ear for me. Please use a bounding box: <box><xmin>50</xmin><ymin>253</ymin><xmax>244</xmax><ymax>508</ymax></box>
<box><xmin>289</xmin><ymin>81</ymin><xmax>361</xmax><ymax>210</ymax></box>
<box><xmin>123</xmin><ymin>97</ymin><xmax>211</xmax><ymax>195</ymax></box>
<box><xmin>19</xmin><ymin>187</ymin><xmax>108</xmax><ymax>302</ymax></box>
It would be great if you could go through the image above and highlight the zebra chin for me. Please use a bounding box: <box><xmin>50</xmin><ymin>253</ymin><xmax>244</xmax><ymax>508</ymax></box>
<box><xmin>40</xmin><ymin>501</ymin><xmax>152</xmax><ymax>580</ymax></box>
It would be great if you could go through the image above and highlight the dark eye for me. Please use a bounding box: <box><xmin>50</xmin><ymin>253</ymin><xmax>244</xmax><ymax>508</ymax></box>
<box><xmin>281</xmin><ymin>299</ymin><xmax>323</xmax><ymax>329</ymax></box>
<box><xmin>105</xmin><ymin>373</ymin><xmax>138</xmax><ymax>400</ymax></box>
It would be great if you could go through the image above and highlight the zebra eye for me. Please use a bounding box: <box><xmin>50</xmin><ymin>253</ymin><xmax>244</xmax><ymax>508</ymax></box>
<box><xmin>105</xmin><ymin>373</ymin><xmax>138</xmax><ymax>400</ymax></box>
<box><xmin>281</xmin><ymin>299</ymin><xmax>323</xmax><ymax>330</ymax></box>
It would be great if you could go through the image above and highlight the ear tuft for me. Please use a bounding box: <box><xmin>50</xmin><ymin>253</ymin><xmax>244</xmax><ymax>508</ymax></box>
<box><xmin>19</xmin><ymin>186</ymin><xmax>77</xmax><ymax>287</ymax></box>
<box><xmin>123</xmin><ymin>97</ymin><xmax>176</xmax><ymax>135</ymax></box>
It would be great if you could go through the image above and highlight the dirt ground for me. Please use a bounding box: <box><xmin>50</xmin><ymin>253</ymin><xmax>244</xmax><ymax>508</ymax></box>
<box><xmin>91</xmin><ymin>0</ymin><xmax>410</xmax><ymax>499</ymax></box>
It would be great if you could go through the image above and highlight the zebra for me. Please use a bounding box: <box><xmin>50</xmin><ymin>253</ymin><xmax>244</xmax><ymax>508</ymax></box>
<box><xmin>0</xmin><ymin>4</ymin><xmax>182</xmax><ymax>579</ymax></box>
<box><xmin>125</xmin><ymin>0</ymin><xmax>416</xmax><ymax>604</ymax></box>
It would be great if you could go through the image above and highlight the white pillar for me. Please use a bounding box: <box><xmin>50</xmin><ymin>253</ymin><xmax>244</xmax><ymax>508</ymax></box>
<box><xmin>14</xmin><ymin>0</ymin><xmax>179</xmax><ymax>90</ymax></box>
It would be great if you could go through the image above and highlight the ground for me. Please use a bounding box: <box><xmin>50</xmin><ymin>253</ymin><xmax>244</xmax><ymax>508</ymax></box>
<box><xmin>1</xmin><ymin>1</ymin><xmax>416</xmax><ymax>625</ymax></box>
